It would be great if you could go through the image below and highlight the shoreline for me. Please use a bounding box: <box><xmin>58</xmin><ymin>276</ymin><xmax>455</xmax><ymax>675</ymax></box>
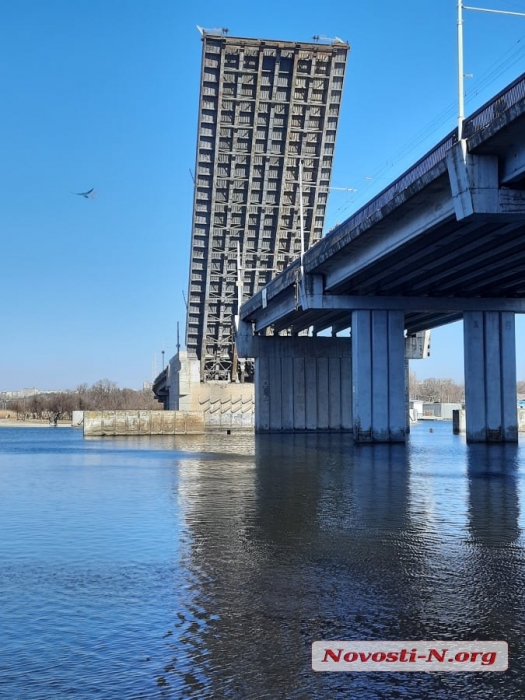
<box><xmin>0</xmin><ymin>419</ymin><xmax>72</xmax><ymax>428</ymax></box>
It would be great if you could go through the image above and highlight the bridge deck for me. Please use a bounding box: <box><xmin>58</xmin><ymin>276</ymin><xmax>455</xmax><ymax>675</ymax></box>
<box><xmin>240</xmin><ymin>72</ymin><xmax>525</xmax><ymax>336</ymax></box>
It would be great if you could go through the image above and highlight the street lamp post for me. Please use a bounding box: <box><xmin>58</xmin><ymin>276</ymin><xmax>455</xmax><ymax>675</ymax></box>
<box><xmin>457</xmin><ymin>1</ymin><xmax>525</xmax><ymax>159</ymax></box>
<box><xmin>457</xmin><ymin>0</ymin><xmax>466</xmax><ymax>154</ymax></box>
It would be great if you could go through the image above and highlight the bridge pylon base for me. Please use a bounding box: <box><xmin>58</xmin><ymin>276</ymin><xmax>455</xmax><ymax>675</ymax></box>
<box><xmin>464</xmin><ymin>311</ymin><xmax>518</xmax><ymax>443</ymax></box>
<box><xmin>351</xmin><ymin>310</ymin><xmax>406</xmax><ymax>443</ymax></box>
<box><xmin>253</xmin><ymin>337</ymin><xmax>352</xmax><ymax>432</ymax></box>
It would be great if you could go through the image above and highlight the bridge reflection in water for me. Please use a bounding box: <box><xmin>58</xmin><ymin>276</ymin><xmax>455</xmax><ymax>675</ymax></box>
<box><xmin>166</xmin><ymin>424</ymin><xmax>525</xmax><ymax>698</ymax></box>
<box><xmin>4</xmin><ymin>428</ymin><xmax>525</xmax><ymax>698</ymax></box>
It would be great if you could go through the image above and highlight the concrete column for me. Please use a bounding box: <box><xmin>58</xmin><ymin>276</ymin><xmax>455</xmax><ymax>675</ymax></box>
<box><xmin>351</xmin><ymin>310</ymin><xmax>406</xmax><ymax>443</ymax></box>
<box><xmin>405</xmin><ymin>358</ymin><xmax>411</xmax><ymax>434</ymax></box>
<box><xmin>463</xmin><ymin>311</ymin><xmax>517</xmax><ymax>443</ymax></box>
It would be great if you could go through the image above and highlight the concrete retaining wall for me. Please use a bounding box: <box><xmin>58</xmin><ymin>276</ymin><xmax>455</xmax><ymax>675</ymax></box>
<box><xmin>83</xmin><ymin>410</ymin><xmax>205</xmax><ymax>436</ymax></box>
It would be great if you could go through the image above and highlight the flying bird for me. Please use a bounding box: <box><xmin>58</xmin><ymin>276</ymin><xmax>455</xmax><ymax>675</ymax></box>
<box><xmin>72</xmin><ymin>188</ymin><xmax>96</xmax><ymax>199</ymax></box>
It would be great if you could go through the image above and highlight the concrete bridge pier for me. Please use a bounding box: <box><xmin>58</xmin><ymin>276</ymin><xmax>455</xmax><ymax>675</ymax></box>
<box><xmin>352</xmin><ymin>309</ymin><xmax>406</xmax><ymax>443</ymax></box>
<box><xmin>250</xmin><ymin>336</ymin><xmax>352</xmax><ymax>433</ymax></box>
<box><xmin>463</xmin><ymin>311</ymin><xmax>518</xmax><ymax>443</ymax></box>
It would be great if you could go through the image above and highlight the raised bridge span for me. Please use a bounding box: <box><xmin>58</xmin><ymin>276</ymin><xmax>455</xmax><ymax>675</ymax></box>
<box><xmin>154</xmin><ymin>32</ymin><xmax>350</xmax><ymax>428</ymax></box>
<box><xmin>237</xmin><ymin>72</ymin><xmax>525</xmax><ymax>443</ymax></box>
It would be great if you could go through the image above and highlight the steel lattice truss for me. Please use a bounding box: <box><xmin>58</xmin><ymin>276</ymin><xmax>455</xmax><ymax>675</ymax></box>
<box><xmin>186</xmin><ymin>32</ymin><xmax>349</xmax><ymax>382</ymax></box>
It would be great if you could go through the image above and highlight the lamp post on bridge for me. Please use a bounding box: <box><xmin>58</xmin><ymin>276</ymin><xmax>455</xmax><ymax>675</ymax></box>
<box><xmin>457</xmin><ymin>1</ymin><xmax>525</xmax><ymax>159</ymax></box>
<box><xmin>296</xmin><ymin>157</ymin><xmax>357</xmax><ymax>276</ymax></box>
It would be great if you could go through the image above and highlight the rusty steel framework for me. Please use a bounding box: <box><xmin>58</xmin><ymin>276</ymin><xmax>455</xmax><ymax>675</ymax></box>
<box><xmin>186</xmin><ymin>32</ymin><xmax>349</xmax><ymax>382</ymax></box>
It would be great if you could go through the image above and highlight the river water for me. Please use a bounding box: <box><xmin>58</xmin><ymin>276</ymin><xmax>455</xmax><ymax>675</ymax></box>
<box><xmin>0</xmin><ymin>424</ymin><xmax>524</xmax><ymax>698</ymax></box>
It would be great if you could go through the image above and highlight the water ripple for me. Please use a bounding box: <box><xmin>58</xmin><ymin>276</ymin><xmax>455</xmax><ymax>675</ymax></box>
<box><xmin>1</xmin><ymin>425</ymin><xmax>525</xmax><ymax>697</ymax></box>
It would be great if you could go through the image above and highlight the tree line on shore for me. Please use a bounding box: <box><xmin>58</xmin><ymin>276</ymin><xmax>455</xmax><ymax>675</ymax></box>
<box><xmin>409</xmin><ymin>373</ymin><xmax>464</xmax><ymax>403</ymax></box>
<box><xmin>409</xmin><ymin>373</ymin><xmax>525</xmax><ymax>404</ymax></box>
<box><xmin>6</xmin><ymin>374</ymin><xmax>525</xmax><ymax>422</ymax></box>
<box><xmin>5</xmin><ymin>380</ymin><xmax>162</xmax><ymax>421</ymax></box>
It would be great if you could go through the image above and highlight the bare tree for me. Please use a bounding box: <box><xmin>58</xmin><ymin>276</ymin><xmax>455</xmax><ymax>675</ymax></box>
<box><xmin>69</xmin><ymin>381</ymin><xmax>162</xmax><ymax>412</ymax></box>
<box><xmin>2</xmin><ymin>383</ymin><xmax>161</xmax><ymax>422</ymax></box>
<box><xmin>46</xmin><ymin>392</ymin><xmax>76</xmax><ymax>421</ymax></box>
<box><xmin>410</xmin><ymin>372</ymin><xmax>464</xmax><ymax>403</ymax></box>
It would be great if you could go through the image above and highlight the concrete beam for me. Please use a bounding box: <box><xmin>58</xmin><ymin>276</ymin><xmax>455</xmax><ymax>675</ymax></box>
<box><xmin>447</xmin><ymin>144</ymin><xmax>525</xmax><ymax>221</ymax></box>
<box><xmin>500</xmin><ymin>138</ymin><xmax>525</xmax><ymax>184</ymax></box>
<box><xmin>251</xmin><ymin>335</ymin><xmax>351</xmax><ymax>359</ymax></box>
<box><xmin>249</xmin><ymin>287</ymin><xmax>297</xmax><ymax>333</ymax></box>
<box><xmin>323</xmin><ymin>187</ymin><xmax>455</xmax><ymax>292</ymax></box>
<box><xmin>405</xmin><ymin>312</ymin><xmax>462</xmax><ymax>335</ymax></box>
<box><xmin>299</xmin><ymin>285</ymin><xmax>525</xmax><ymax>313</ymax></box>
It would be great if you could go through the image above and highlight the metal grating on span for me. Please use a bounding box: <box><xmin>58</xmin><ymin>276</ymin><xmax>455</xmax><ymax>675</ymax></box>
<box><xmin>186</xmin><ymin>31</ymin><xmax>350</xmax><ymax>382</ymax></box>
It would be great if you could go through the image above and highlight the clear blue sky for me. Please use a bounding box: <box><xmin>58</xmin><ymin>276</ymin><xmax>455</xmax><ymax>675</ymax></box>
<box><xmin>2</xmin><ymin>0</ymin><xmax>525</xmax><ymax>390</ymax></box>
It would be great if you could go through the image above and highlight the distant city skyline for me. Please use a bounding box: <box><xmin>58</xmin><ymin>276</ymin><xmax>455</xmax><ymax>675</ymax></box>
<box><xmin>2</xmin><ymin>1</ymin><xmax>525</xmax><ymax>389</ymax></box>
<box><xmin>1</xmin><ymin>388</ymin><xmax>61</xmax><ymax>399</ymax></box>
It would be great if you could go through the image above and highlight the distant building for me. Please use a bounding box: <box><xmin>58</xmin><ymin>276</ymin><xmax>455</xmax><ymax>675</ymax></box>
<box><xmin>410</xmin><ymin>399</ymin><xmax>424</xmax><ymax>418</ymax></box>
<box><xmin>0</xmin><ymin>388</ymin><xmax>65</xmax><ymax>401</ymax></box>
<box><xmin>422</xmin><ymin>403</ymin><xmax>463</xmax><ymax>420</ymax></box>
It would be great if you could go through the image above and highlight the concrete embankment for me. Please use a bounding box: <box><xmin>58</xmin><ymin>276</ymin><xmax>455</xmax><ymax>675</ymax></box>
<box><xmin>83</xmin><ymin>410</ymin><xmax>205</xmax><ymax>436</ymax></box>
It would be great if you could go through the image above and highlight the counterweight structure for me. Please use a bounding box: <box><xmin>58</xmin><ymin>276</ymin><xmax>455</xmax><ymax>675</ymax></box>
<box><xmin>186</xmin><ymin>32</ymin><xmax>349</xmax><ymax>382</ymax></box>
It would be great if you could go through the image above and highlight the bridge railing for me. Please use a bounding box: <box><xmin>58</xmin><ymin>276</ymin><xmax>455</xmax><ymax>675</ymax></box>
<box><xmin>463</xmin><ymin>71</ymin><xmax>525</xmax><ymax>139</ymax></box>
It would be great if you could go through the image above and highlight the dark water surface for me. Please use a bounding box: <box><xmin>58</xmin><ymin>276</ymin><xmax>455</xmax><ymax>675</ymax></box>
<box><xmin>1</xmin><ymin>424</ymin><xmax>525</xmax><ymax>698</ymax></box>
